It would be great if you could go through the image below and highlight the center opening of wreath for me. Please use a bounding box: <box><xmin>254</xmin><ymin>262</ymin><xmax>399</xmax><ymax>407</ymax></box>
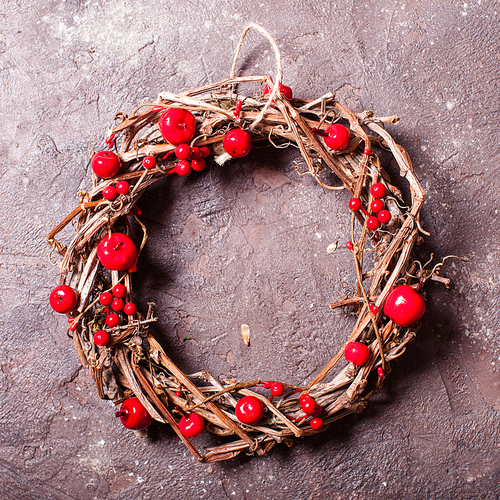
<box><xmin>133</xmin><ymin>147</ymin><xmax>359</xmax><ymax>382</ymax></box>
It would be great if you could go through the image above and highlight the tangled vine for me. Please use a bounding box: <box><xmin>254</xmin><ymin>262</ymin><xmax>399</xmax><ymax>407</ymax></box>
<box><xmin>46</xmin><ymin>25</ymin><xmax>443</xmax><ymax>463</ymax></box>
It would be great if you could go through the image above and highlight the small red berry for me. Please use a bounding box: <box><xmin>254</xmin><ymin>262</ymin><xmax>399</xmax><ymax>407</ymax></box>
<box><xmin>158</xmin><ymin>108</ymin><xmax>197</xmax><ymax>145</ymax></box>
<box><xmin>346</xmin><ymin>241</ymin><xmax>354</xmax><ymax>252</ymax></box>
<box><xmin>124</xmin><ymin>302</ymin><xmax>137</xmax><ymax>315</ymax></box>
<box><xmin>132</xmin><ymin>205</ymin><xmax>142</xmax><ymax>216</ymax></box>
<box><xmin>364</xmin><ymin>149</ymin><xmax>373</xmax><ymax>156</ymax></box>
<box><xmin>151</xmin><ymin>106</ymin><xmax>165</xmax><ymax>113</ymax></box>
<box><xmin>49</xmin><ymin>285</ymin><xmax>79</xmax><ymax>314</ymax></box>
<box><xmin>344</xmin><ymin>342</ymin><xmax>370</xmax><ymax>366</ymax></box>
<box><xmin>348</xmin><ymin>197</ymin><xmax>362</xmax><ymax>212</ymax></box>
<box><xmin>116</xmin><ymin>181</ymin><xmax>130</xmax><ymax>195</ymax></box>
<box><xmin>270</xmin><ymin>382</ymin><xmax>285</xmax><ymax>397</ymax></box>
<box><xmin>366</xmin><ymin>216</ymin><xmax>380</xmax><ymax>230</ymax></box>
<box><xmin>175</xmin><ymin>143</ymin><xmax>191</xmax><ymax>160</ymax></box>
<box><xmin>191</xmin><ymin>158</ymin><xmax>206</xmax><ymax>172</ymax></box>
<box><xmin>105</xmin><ymin>313</ymin><xmax>120</xmax><ymax>328</ymax></box>
<box><xmin>223</xmin><ymin>129</ymin><xmax>252</xmax><ymax>158</ymax></box>
<box><xmin>104</xmin><ymin>134</ymin><xmax>115</xmax><ymax>145</ymax></box>
<box><xmin>112</xmin><ymin>284</ymin><xmax>127</xmax><ymax>299</ymax></box>
<box><xmin>142</xmin><ymin>155</ymin><xmax>157</xmax><ymax>170</ymax></box>
<box><xmin>235</xmin><ymin>396</ymin><xmax>265</xmax><ymax>425</ymax></box>
<box><xmin>91</xmin><ymin>151</ymin><xmax>121</xmax><ymax>179</ymax></box>
<box><xmin>178</xmin><ymin>413</ymin><xmax>205</xmax><ymax>438</ymax></box>
<box><xmin>111</xmin><ymin>298</ymin><xmax>124</xmax><ymax>312</ymax></box>
<box><xmin>369</xmin><ymin>303</ymin><xmax>379</xmax><ymax>315</ymax></box>
<box><xmin>377</xmin><ymin>366</ymin><xmax>385</xmax><ymax>378</ymax></box>
<box><xmin>200</xmin><ymin>146</ymin><xmax>211</xmax><ymax>158</ymax></box>
<box><xmin>175</xmin><ymin>391</ymin><xmax>182</xmax><ymax>397</ymax></box>
<box><xmin>116</xmin><ymin>397</ymin><xmax>153</xmax><ymax>430</ymax></box>
<box><xmin>377</xmin><ymin>210</ymin><xmax>392</xmax><ymax>224</ymax></box>
<box><xmin>301</xmin><ymin>398</ymin><xmax>322</xmax><ymax>417</ymax></box>
<box><xmin>310</xmin><ymin>417</ymin><xmax>324</xmax><ymax>430</ymax></box>
<box><xmin>93</xmin><ymin>329</ymin><xmax>111</xmax><ymax>346</ymax></box>
<box><xmin>299</xmin><ymin>394</ymin><xmax>312</xmax><ymax>406</ymax></box>
<box><xmin>324</xmin><ymin>124</ymin><xmax>350</xmax><ymax>150</ymax></box>
<box><xmin>102</xmin><ymin>186</ymin><xmax>117</xmax><ymax>201</ymax></box>
<box><xmin>263</xmin><ymin>83</ymin><xmax>293</xmax><ymax>100</ymax></box>
<box><xmin>174</xmin><ymin>160</ymin><xmax>191</xmax><ymax>176</ymax></box>
<box><xmin>99</xmin><ymin>292</ymin><xmax>113</xmax><ymax>306</ymax></box>
<box><xmin>190</xmin><ymin>147</ymin><xmax>202</xmax><ymax>161</ymax></box>
<box><xmin>233</xmin><ymin>99</ymin><xmax>243</xmax><ymax>119</ymax></box>
<box><xmin>370</xmin><ymin>199</ymin><xmax>384</xmax><ymax>213</ymax></box>
<box><xmin>370</xmin><ymin>182</ymin><xmax>387</xmax><ymax>199</ymax></box>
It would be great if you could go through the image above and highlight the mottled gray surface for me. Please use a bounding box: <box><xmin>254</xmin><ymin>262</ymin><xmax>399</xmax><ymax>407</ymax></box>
<box><xmin>1</xmin><ymin>1</ymin><xmax>499</xmax><ymax>499</ymax></box>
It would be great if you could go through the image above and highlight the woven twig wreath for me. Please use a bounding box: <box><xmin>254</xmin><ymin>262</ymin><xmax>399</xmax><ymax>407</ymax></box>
<box><xmin>47</xmin><ymin>24</ymin><xmax>438</xmax><ymax>463</ymax></box>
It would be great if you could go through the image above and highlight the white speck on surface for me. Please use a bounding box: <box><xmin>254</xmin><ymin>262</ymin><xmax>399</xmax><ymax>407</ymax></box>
<box><xmin>315</xmin><ymin>232</ymin><xmax>322</xmax><ymax>239</ymax></box>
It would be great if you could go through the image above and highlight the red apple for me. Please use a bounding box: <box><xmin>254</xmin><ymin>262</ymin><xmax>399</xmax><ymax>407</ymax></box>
<box><xmin>344</xmin><ymin>342</ymin><xmax>370</xmax><ymax>366</ymax></box>
<box><xmin>116</xmin><ymin>397</ymin><xmax>153</xmax><ymax>430</ymax></box>
<box><xmin>235</xmin><ymin>396</ymin><xmax>265</xmax><ymax>425</ymax></box>
<box><xmin>97</xmin><ymin>233</ymin><xmax>137</xmax><ymax>271</ymax></box>
<box><xmin>158</xmin><ymin>108</ymin><xmax>196</xmax><ymax>145</ymax></box>
<box><xmin>178</xmin><ymin>413</ymin><xmax>205</xmax><ymax>438</ymax></box>
<box><xmin>49</xmin><ymin>285</ymin><xmax>79</xmax><ymax>313</ymax></box>
<box><xmin>91</xmin><ymin>151</ymin><xmax>121</xmax><ymax>179</ymax></box>
<box><xmin>223</xmin><ymin>128</ymin><xmax>252</xmax><ymax>158</ymax></box>
<box><xmin>324</xmin><ymin>124</ymin><xmax>350</xmax><ymax>150</ymax></box>
<box><xmin>383</xmin><ymin>284</ymin><xmax>426</xmax><ymax>327</ymax></box>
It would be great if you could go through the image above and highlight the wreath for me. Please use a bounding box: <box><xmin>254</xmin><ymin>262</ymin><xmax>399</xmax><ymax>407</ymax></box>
<box><xmin>46</xmin><ymin>24</ymin><xmax>447</xmax><ymax>463</ymax></box>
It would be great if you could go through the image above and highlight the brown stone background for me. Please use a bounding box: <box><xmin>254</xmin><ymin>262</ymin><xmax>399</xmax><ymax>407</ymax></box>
<box><xmin>1</xmin><ymin>1</ymin><xmax>499</xmax><ymax>499</ymax></box>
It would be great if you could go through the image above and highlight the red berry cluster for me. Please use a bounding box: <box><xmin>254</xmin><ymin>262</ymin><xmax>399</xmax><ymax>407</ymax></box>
<box><xmin>94</xmin><ymin>283</ymin><xmax>137</xmax><ymax>346</ymax></box>
<box><xmin>156</xmin><ymin>105</ymin><xmax>256</xmax><ymax>176</ymax></box>
<box><xmin>171</xmin><ymin>144</ymin><xmax>211</xmax><ymax>176</ymax></box>
<box><xmin>348</xmin><ymin>182</ymin><xmax>392</xmax><ymax>232</ymax></box>
<box><xmin>102</xmin><ymin>180</ymin><xmax>130</xmax><ymax>201</ymax></box>
<box><xmin>299</xmin><ymin>394</ymin><xmax>323</xmax><ymax>430</ymax></box>
<box><xmin>156</xmin><ymin>107</ymin><xmax>214</xmax><ymax>176</ymax></box>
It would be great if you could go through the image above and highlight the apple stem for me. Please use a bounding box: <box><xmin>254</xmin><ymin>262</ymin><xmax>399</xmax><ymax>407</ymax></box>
<box><xmin>311</xmin><ymin>127</ymin><xmax>328</xmax><ymax>138</ymax></box>
<box><xmin>115</xmin><ymin>410</ymin><xmax>126</xmax><ymax>418</ymax></box>
<box><xmin>174</xmin><ymin>405</ymin><xmax>187</xmax><ymax>418</ymax></box>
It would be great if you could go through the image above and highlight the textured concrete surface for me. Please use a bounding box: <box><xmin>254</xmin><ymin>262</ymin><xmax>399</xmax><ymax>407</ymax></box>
<box><xmin>1</xmin><ymin>1</ymin><xmax>500</xmax><ymax>499</ymax></box>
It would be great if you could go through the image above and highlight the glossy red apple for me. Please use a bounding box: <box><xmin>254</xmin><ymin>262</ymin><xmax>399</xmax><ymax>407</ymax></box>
<box><xmin>158</xmin><ymin>108</ymin><xmax>196</xmax><ymax>145</ymax></box>
<box><xmin>235</xmin><ymin>396</ymin><xmax>265</xmax><ymax>425</ymax></box>
<box><xmin>178</xmin><ymin>413</ymin><xmax>205</xmax><ymax>438</ymax></box>
<box><xmin>91</xmin><ymin>151</ymin><xmax>121</xmax><ymax>179</ymax></box>
<box><xmin>223</xmin><ymin>128</ymin><xmax>252</xmax><ymax>158</ymax></box>
<box><xmin>324</xmin><ymin>124</ymin><xmax>350</xmax><ymax>150</ymax></box>
<box><xmin>97</xmin><ymin>233</ymin><xmax>137</xmax><ymax>271</ymax></box>
<box><xmin>49</xmin><ymin>285</ymin><xmax>79</xmax><ymax>313</ymax></box>
<box><xmin>384</xmin><ymin>284</ymin><xmax>426</xmax><ymax>327</ymax></box>
<box><xmin>116</xmin><ymin>397</ymin><xmax>153</xmax><ymax>430</ymax></box>
<box><xmin>344</xmin><ymin>342</ymin><xmax>370</xmax><ymax>366</ymax></box>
